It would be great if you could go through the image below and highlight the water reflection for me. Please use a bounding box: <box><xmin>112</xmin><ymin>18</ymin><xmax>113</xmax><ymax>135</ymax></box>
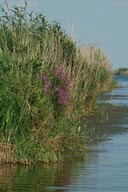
<box><xmin>1</xmin><ymin>136</ymin><xmax>128</xmax><ymax>192</ymax></box>
<box><xmin>0</xmin><ymin>146</ymin><xmax>109</xmax><ymax>192</ymax></box>
<box><xmin>98</xmin><ymin>75</ymin><xmax>128</xmax><ymax>106</ymax></box>
<box><xmin>0</xmin><ymin>163</ymin><xmax>74</xmax><ymax>192</ymax></box>
<box><xmin>114</xmin><ymin>74</ymin><xmax>128</xmax><ymax>87</ymax></box>
<box><xmin>99</xmin><ymin>89</ymin><xmax>128</xmax><ymax>106</ymax></box>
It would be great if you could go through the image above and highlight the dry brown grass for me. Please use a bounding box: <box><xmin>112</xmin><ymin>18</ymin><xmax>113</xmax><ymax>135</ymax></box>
<box><xmin>0</xmin><ymin>143</ymin><xmax>15</xmax><ymax>163</ymax></box>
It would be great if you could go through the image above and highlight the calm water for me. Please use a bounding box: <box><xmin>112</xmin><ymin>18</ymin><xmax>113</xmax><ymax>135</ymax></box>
<box><xmin>0</xmin><ymin>75</ymin><xmax>128</xmax><ymax>192</ymax></box>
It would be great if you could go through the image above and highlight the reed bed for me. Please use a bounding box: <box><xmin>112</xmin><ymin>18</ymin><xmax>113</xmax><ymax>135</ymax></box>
<box><xmin>0</xmin><ymin>2</ymin><xmax>113</xmax><ymax>164</ymax></box>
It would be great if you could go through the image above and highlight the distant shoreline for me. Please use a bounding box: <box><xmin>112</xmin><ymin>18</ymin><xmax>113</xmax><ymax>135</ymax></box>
<box><xmin>113</xmin><ymin>68</ymin><xmax>128</xmax><ymax>76</ymax></box>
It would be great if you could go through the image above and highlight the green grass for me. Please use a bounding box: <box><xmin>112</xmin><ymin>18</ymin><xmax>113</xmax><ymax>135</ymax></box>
<box><xmin>0</xmin><ymin>2</ymin><xmax>113</xmax><ymax>164</ymax></box>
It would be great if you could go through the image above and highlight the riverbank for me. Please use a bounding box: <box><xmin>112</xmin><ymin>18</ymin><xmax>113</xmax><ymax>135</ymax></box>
<box><xmin>0</xmin><ymin>3</ymin><xmax>113</xmax><ymax>164</ymax></box>
<box><xmin>0</xmin><ymin>75</ymin><xmax>128</xmax><ymax>191</ymax></box>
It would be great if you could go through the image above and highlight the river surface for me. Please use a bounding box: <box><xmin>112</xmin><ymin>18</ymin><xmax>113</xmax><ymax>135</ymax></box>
<box><xmin>0</xmin><ymin>75</ymin><xmax>128</xmax><ymax>192</ymax></box>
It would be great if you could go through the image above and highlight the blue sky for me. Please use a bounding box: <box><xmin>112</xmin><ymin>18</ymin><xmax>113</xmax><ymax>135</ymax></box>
<box><xmin>2</xmin><ymin>0</ymin><xmax>128</xmax><ymax>69</ymax></box>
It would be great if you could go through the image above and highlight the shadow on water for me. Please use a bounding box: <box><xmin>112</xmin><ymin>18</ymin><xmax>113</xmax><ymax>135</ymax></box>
<box><xmin>0</xmin><ymin>75</ymin><xmax>128</xmax><ymax>192</ymax></box>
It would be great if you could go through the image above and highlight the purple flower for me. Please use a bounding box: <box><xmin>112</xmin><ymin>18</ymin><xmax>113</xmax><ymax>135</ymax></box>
<box><xmin>41</xmin><ymin>69</ymin><xmax>69</xmax><ymax>107</ymax></box>
<box><xmin>42</xmin><ymin>75</ymin><xmax>51</xmax><ymax>93</ymax></box>
<box><xmin>56</xmin><ymin>86</ymin><xmax>69</xmax><ymax>105</ymax></box>
<box><xmin>52</xmin><ymin>67</ymin><xmax>69</xmax><ymax>88</ymax></box>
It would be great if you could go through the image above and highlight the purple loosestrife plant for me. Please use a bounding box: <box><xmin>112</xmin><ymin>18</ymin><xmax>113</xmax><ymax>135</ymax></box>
<box><xmin>42</xmin><ymin>75</ymin><xmax>51</xmax><ymax>93</ymax></box>
<box><xmin>52</xmin><ymin>67</ymin><xmax>69</xmax><ymax>89</ymax></box>
<box><xmin>42</xmin><ymin>67</ymin><xmax>69</xmax><ymax>111</ymax></box>
<box><xmin>56</xmin><ymin>86</ymin><xmax>68</xmax><ymax>105</ymax></box>
<box><xmin>52</xmin><ymin>67</ymin><xmax>69</xmax><ymax>106</ymax></box>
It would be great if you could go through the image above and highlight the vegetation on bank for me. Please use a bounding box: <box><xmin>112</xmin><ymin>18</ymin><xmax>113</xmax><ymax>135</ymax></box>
<box><xmin>0</xmin><ymin>2</ymin><xmax>113</xmax><ymax>164</ymax></box>
<box><xmin>113</xmin><ymin>68</ymin><xmax>128</xmax><ymax>75</ymax></box>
